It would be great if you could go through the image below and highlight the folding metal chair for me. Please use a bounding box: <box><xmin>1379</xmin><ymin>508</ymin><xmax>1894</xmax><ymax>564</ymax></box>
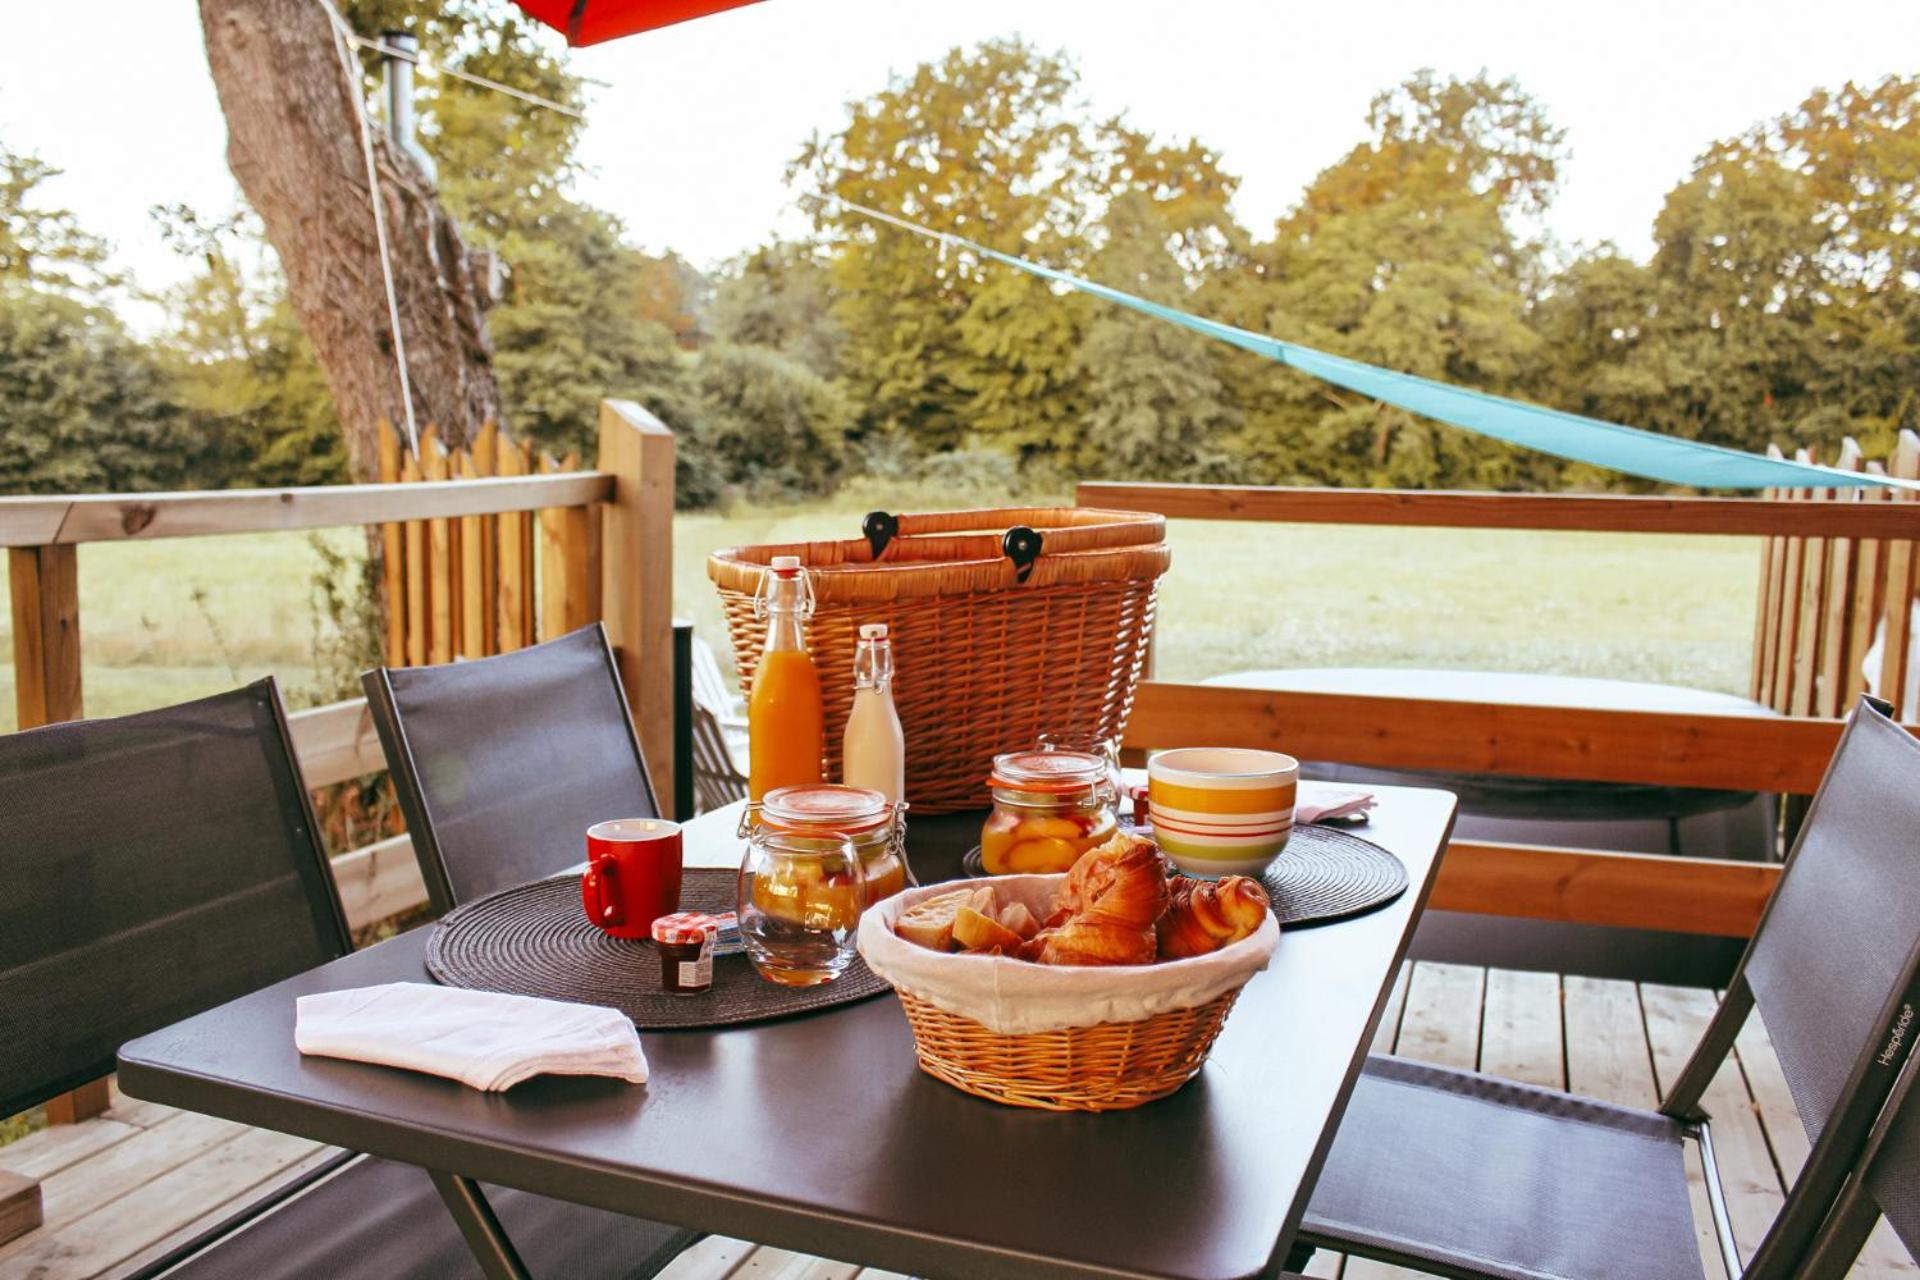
<box><xmin>363</xmin><ymin>623</ymin><xmax>661</xmax><ymax>913</ymax></box>
<box><xmin>1300</xmin><ymin>695</ymin><xmax>1920</xmax><ymax>1280</ymax></box>
<box><xmin>0</xmin><ymin>681</ymin><xmax>692</xmax><ymax>1278</ymax></box>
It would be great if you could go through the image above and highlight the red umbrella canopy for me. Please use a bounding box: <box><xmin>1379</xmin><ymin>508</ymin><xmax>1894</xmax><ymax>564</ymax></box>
<box><xmin>512</xmin><ymin>0</ymin><xmax>765</xmax><ymax>46</ymax></box>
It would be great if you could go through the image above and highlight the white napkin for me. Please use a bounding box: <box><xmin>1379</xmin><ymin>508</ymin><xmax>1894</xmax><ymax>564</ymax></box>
<box><xmin>295</xmin><ymin>983</ymin><xmax>648</xmax><ymax>1091</ymax></box>
<box><xmin>1296</xmin><ymin>788</ymin><xmax>1376</xmax><ymax>825</ymax></box>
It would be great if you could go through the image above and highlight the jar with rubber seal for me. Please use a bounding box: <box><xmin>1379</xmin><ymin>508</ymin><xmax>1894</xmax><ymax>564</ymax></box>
<box><xmin>738</xmin><ymin>783</ymin><xmax>913</xmax><ymax>907</ymax></box>
<box><xmin>980</xmin><ymin>749</ymin><xmax>1119</xmax><ymax>875</ymax></box>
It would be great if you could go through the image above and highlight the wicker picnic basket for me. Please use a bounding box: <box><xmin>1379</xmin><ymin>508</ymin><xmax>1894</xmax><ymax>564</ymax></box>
<box><xmin>858</xmin><ymin>875</ymin><xmax>1279</xmax><ymax>1111</ymax></box>
<box><xmin>707</xmin><ymin>507</ymin><xmax>1170</xmax><ymax>812</ymax></box>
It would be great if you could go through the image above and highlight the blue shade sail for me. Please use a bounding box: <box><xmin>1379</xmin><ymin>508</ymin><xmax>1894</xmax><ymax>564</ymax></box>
<box><xmin>839</xmin><ymin>200</ymin><xmax>1916</xmax><ymax>493</ymax></box>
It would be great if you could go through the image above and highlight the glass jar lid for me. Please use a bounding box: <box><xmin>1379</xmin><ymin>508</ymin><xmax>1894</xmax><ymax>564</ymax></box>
<box><xmin>762</xmin><ymin>783</ymin><xmax>891</xmax><ymax>834</ymax></box>
<box><xmin>989</xmin><ymin>749</ymin><xmax>1107</xmax><ymax>794</ymax></box>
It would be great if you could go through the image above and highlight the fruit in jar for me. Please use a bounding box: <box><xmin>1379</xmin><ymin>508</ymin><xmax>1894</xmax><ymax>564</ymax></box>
<box><xmin>980</xmin><ymin>808</ymin><xmax>1117</xmax><ymax>875</ymax></box>
<box><xmin>859</xmin><ymin>853</ymin><xmax>908</xmax><ymax>906</ymax></box>
<box><xmin>749</xmin><ymin>857</ymin><xmax>863</xmax><ymax>931</ymax></box>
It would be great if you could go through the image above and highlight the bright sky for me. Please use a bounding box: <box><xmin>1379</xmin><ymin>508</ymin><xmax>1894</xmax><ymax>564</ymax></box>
<box><xmin>5</xmin><ymin>0</ymin><xmax>1917</xmax><ymax>316</ymax></box>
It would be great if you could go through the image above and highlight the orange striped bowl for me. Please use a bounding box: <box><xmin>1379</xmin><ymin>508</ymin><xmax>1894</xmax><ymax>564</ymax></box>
<box><xmin>1147</xmin><ymin>748</ymin><xmax>1298</xmax><ymax>878</ymax></box>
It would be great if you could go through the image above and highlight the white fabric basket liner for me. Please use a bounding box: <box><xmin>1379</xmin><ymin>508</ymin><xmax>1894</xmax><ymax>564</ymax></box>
<box><xmin>857</xmin><ymin>874</ymin><xmax>1280</xmax><ymax>1035</ymax></box>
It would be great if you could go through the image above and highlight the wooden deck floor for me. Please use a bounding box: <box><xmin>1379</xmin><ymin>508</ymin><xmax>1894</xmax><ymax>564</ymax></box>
<box><xmin>2</xmin><ymin>965</ymin><xmax>1913</xmax><ymax>1280</ymax></box>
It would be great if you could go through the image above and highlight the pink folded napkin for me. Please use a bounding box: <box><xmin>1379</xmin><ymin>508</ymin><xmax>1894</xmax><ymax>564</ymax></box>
<box><xmin>1296</xmin><ymin>789</ymin><xmax>1376</xmax><ymax>825</ymax></box>
<box><xmin>295</xmin><ymin>982</ymin><xmax>648</xmax><ymax>1091</ymax></box>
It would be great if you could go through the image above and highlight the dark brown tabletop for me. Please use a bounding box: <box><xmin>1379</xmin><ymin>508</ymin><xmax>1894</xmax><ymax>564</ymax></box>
<box><xmin>119</xmin><ymin>783</ymin><xmax>1456</xmax><ymax>1280</ymax></box>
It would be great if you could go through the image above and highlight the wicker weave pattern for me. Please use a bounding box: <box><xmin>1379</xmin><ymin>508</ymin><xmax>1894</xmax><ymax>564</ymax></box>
<box><xmin>708</xmin><ymin>508</ymin><xmax>1170</xmax><ymax>813</ymax></box>
<box><xmin>897</xmin><ymin>987</ymin><xmax>1241</xmax><ymax>1111</ymax></box>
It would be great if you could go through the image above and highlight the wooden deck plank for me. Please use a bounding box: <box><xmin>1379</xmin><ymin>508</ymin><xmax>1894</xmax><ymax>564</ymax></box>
<box><xmin>0</xmin><ymin>1113</ymin><xmax>249</xmax><ymax>1248</ymax></box>
<box><xmin>0</xmin><ymin>1120</ymin><xmax>139</xmax><ymax>1181</ymax></box>
<box><xmin>2</xmin><ymin>1127</ymin><xmax>320</xmax><ymax>1279</ymax></box>
<box><xmin>1372</xmin><ymin>962</ymin><xmax>1412</xmax><ymax>1054</ymax></box>
<box><xmin>1393</xmin><ymin>963</ymin><xmax>1484</xmax><ymax>1070</ymax></box>
<box><xmin>658</xmin><ymin>1235</ymin><xmax>760</xmax><ymax>1280</ymax></box>
<box><xmin>1562</xmin><ymin>977</ymin><xmax>1656</xmax><ymax>1106</ymax></box>
<box><xmin>1479</xmin><ymin>969</ymin><xmax>1564</xmax><ymax>1088</ymax></box>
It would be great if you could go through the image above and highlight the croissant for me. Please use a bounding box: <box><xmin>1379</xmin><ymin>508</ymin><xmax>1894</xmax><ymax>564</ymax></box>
<box><xmin>1052</xmin><ymin>832</ymin><xmax>1169</xmax><ymax>929</ymax></box>
<box><xmin>1157</xmin><ymin>876</ymin><xmax>1272</xmax><ymax>959</ymax></box>
<box><xmin>1029</xmin><ymin>833</ymin><xmax>1169</xmax><ymax>966</ymax></box>
<box><xmin>1031</xmin><ymin>914</ymin><xmax>1157</xmax><ymax>966</ymax></box>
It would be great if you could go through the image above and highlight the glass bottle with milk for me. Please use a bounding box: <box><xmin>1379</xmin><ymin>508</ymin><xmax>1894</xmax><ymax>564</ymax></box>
<box><xmin>842</xmin><ymin>624</ymin><xmax>905</xmax><ymax>803</ymax></box>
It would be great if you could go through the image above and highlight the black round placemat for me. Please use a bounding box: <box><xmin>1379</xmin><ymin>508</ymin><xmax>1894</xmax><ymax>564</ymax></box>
<box><xmin>425</xmin><ymin>868</ymin><xmax>890</xmax><ymax>1030</ymax></box>
<box><xmin>1255</xmin><ymin>824</ymin><xmax>1408</xmax><ymax>928</ymax></box>
<box><xmin>960</xmin><ymin>824</ymin><xmax>1406</xmax><ymax>929</ymax></box>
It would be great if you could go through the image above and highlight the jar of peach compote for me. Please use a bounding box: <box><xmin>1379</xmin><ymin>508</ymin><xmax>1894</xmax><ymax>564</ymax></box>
<box><xmin>980</xmin><ymin>749</ymin><xmax>1119</xmax><ymax>875</ymax></box>
<box><xmin>739</xmin><ymin>783</ymin><xmax>913</xmax><ymax>907</ymax></box>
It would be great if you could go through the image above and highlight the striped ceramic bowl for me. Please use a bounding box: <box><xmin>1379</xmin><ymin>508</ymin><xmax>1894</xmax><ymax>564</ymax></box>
<box><xmin>1147</xmin><ymin>748</ymin><xmax>1299</xmax><ymax>878</ymax></box>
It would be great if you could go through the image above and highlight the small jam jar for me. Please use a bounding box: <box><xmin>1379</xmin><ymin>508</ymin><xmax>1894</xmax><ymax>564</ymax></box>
<box><xmin>742</xmin><ymin>784</ymin><xmax>913</xmax><ymax>907</ymax></box>
<box><xmin>651</xmin><ymin>912</ymin><xmax>720</xmax><ymax>995</ymax></box>
<box><xmin>981</xmin><ymin>749</ymin><xmax>1119</xmax><ymax>875</ymax></box>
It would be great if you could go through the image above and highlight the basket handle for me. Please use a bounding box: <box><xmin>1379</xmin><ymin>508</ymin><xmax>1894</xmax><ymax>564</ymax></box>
<box><xmin>863</xmin><ymin>510</ymin><xmax>901</xmax><ymax>559</ymax></box>
<box><xmin>868</xmin><ymin>509</ymin><xmax>1046</xmax><ymax>581</ymax></box>
<box><xmin>860</xmin><ymin>507</ymin><xmax>1160</xmax><ymax>562</ymax></box>
<box><xmin>1003</xmin><ymin>526</ymin><xmax>1043</xmax><ymax>583</ymax></box>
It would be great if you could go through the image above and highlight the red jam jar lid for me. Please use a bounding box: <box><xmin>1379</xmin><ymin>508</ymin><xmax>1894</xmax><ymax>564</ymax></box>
<box><xmin>651</xmin><ymin>912</ymin><xmax>723</xmax><ymax>947</ymax></box>
<box><xmin>762</xmin><ymin>783</ymin><xmax>891</xmax><ymax>835</ymax></box>
<box><xmin>989</xmin><ymin>749</ymin><xmax>1106</xmax><ymax>794</ymax></box>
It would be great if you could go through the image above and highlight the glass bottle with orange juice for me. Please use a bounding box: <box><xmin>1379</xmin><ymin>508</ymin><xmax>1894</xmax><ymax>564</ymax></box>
<box><xmin>748</xmin><ymin>555</ymin><xmax>824</xmax><ymax>801</ymax></box>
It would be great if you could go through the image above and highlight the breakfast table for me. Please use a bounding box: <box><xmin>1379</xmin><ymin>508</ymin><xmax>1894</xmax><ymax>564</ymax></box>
<box><xmin>117</xmin><ymin>781</ymin><xmax>1457</xmax><ymax>1280</ymax></box>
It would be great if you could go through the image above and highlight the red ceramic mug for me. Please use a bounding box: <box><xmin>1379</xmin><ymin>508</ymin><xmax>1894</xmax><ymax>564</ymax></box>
<box><xmin>582</xmin><ymin>818</ymin><xmax>683</xmax><ymax>939</ymax></box>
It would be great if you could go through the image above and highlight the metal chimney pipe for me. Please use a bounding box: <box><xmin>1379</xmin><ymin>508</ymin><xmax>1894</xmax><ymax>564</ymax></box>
<box><xmin>379</xmin><ymin>31</ymin><xmax>437</xmax><ymax>181</ymax></box>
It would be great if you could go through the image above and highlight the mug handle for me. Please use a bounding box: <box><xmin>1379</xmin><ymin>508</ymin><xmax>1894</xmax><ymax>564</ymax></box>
<box><xmin>584</xmin><ymin>855</ymin><xmax>625</xmax><ymax>927</ymax></box>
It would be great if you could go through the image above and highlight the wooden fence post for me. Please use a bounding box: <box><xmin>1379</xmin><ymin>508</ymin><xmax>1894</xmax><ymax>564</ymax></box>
<box><xmin>598</xmin><ymin>400</ymin><xmax>676</xmax><ymax>816</ymax></box>
<box><xmin>8</xmin><ymin>543</ymin><xmax>110</xmax><ymax>1125</ymax></box>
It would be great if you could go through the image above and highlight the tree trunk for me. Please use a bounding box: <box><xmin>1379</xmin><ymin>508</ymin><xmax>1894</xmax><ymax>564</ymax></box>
<box><xmin>199</xmin><ymin>0</ymin><xmax>502</xmax><ymax>479</ymax></box>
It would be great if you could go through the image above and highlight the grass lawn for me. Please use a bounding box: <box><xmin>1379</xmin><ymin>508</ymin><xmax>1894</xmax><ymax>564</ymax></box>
<box><xmin>2</xmin><ymin>488</ymin><xmax>1760</xmax><ymax>731</ymax></box>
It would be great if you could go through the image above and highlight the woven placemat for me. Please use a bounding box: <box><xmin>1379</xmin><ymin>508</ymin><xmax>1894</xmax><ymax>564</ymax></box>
<box><xmin>961</xmin><ymin>823</ymin><xmax>1406</xmax><ymax>929</ymax></box>
<box><xmin>1255</xmin><ymin>824</ymin><xmax>1408</xmax><ymax>928</ymax></box>
<box><xmin>425</xmin><ymin>868</ymin><xmax>890</xmax><ymax>1030</ymax></box>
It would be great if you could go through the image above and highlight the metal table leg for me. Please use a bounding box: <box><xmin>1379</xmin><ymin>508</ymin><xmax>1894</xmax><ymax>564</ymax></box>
<box><xmin>429</xmin><ymin>1168</ymin><xmax>534</xmax><ymax>1280</ymax></box>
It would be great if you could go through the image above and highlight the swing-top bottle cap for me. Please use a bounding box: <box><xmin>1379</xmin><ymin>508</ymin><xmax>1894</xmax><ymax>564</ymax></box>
<box><xmin>770</xmin><ymin>555</ymin><xmax>802</xmax><ymax>575</ymax></box>
<box><xmin>860</xmin><ymin>623</ymin><xmax>888</xmax><ymax>640</ymax></box>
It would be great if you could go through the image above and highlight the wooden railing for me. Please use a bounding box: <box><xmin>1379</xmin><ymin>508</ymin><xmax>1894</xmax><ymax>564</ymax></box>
<box><xmin>5</xmin><ymin>399</ymin><xmax>675</xmax><ymax>1121</ymax></box>
<box><xmin>1085</xmin><ymin>465</ymin><xmax>1920</xmax><ymax>941</ymax></box>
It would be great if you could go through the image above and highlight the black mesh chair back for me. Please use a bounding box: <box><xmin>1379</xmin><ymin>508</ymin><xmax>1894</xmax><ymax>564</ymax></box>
<box><xmin>363</xmin><ymin>624</ymin><xmax>659</xmax><ymax>913</ymax></box>
<box><xmin>1726</xmin><ymin>697</ymin><xmax>1920</xmax><ymax>1146</ymax></box>
<box><xmin>0</xmin><ymin>681</ymin><xmax>348</xmax><ymax>1118</ymax></box>
<box><xmin>1660</xmin><ymin>694</ymin><xmax>1920</xmax><ymax>1275</ymax></box>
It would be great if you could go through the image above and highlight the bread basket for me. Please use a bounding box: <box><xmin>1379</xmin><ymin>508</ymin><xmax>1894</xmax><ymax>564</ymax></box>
<box><xmin>858</xmin><ymin>876</ymin><xmax>1280</xmax><ymax>1111</ymax></box>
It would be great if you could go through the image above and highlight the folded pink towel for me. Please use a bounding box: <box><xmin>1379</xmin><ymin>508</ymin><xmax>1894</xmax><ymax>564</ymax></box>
<box><xmin>1296</xmin><ymin>789</ymin><xmax>1376</xmax><ymax>825</ymax></box>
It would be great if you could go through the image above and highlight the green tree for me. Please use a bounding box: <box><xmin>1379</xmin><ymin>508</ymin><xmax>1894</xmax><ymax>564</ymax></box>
<box><xmin>674</xmin><ymin>343</ymin><xmax>853</xmax><ymax>502</ymax></box>
<box><xmin>0</xmin><ymin>143</ymin><xmax>188</xmax><ymax>494</ymax></box>
<box><xmin>1534</xmin><ymin>74</ymin><xmax>1918</xmax><ymax>468</ymax></box>
<box><xmin>796</xmin><ymin>38</ymin><xmax>1250</xmax><ymax>465</ymax></box>
<box><xmin>0</xmin><ymin>288</ymin><xmax>190</xmax><ymax>494</ymax></box>
<box><xmin>1228</xmin><ymin>70</ymin><xmax>1566</xmax><ymax>488</ymax></box>
<box><xmin>149</xmin><ymin>205</ymin><xmax>349</xmax><ymax>486</ymax></box>
<box><xmin>710</xmin><ymin>240</ymin><xmax>843</xmax><ymax>379</ymax></box>
<box><xmin>1074</xmin><ymin>191</ymin><xmax>1240</xmax><ymax>477</ymax></box>
<box><xmin>0</xmin><ymin>146</ymin><xmax>120</xmax><ymax>296</ymax></box>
